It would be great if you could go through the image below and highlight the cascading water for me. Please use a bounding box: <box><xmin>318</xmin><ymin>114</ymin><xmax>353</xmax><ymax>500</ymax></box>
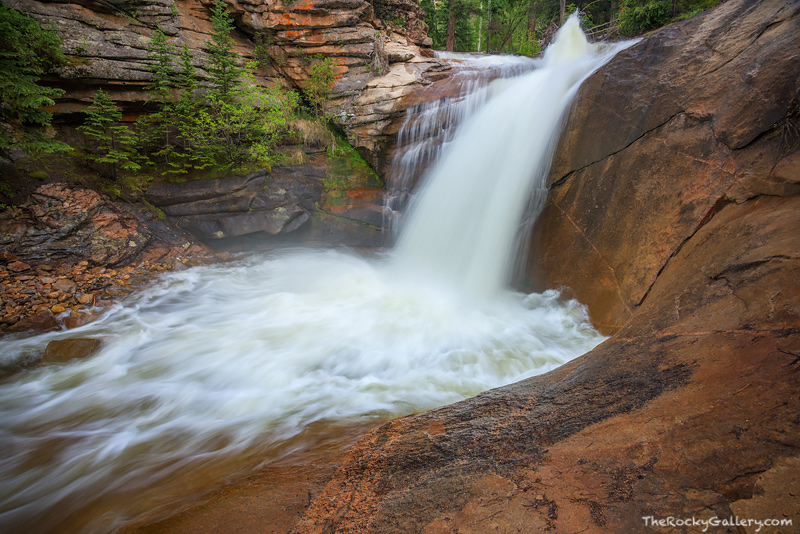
<box><xmin>385</xmin><ymin>53</ymin><xmax>538</xmax><ymax>229</ymax></box>
<box><xmin>0</xmin><ymin>15</ymin><xmax>631</xmax><ymax>533</ymax></box>
<box><xmin>394</xmin><ymin>16</ymin><xmax>631</xmax><ymax>296</ymax></box>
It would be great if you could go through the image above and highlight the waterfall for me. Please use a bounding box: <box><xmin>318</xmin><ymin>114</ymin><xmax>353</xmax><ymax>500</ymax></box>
<box><xmin>393</xmin><ymin>14</ymin><xmax>633</xmax><ymax>296</ymax></box>
<box><xmin>384</xmin><ymin>53</ymin><xmax>537</xmax><ymax>230</ymax></box>
<box><xmin>0</xmin><ymin>15</ymin><xmax>631</xmax><ymax>534</ymax></box>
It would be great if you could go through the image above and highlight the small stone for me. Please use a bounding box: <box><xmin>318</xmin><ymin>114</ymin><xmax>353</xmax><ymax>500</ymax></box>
<box><xmin>51</xmin><ymin>304</ymin><xmax>67</xmax><ymax>314</ymax></box>
<box><xmin>57</xmin><ymin>294</ymin><xmax>71</xmax><ymax>303</ymax></box>
<box><xmin>48</xmin><ymin>291</ymin><xmax>59</xmax><ymax>299</ymax></box>
<box><xmin>53</xmin><ymin>279</ymin><xmax>78</xmax><ymax>293</ymax></box>
<box><xmin>0</xmin><ymin>253</ymin><xmax>19</xmax><ymax>263</ymax></box>
<box><xmin>8</xmin><ymin>261</ymin><xmax>31</xmax><ymax>273</ymax></box>
<box><xmin>77</xmin><ymin>294</ymin><xmax>94</xmax><ymax>306</ymax></box>
<box><xmin>2</xmin><ymin>315</ymin><xmax>20</xmax><ymax>325</ymax></box>
<box><xmin>63</xmin><ymin>313</ymin><xmax>93</xmax><ymax>330</ymax></box>
<box><xmin>39</xmin><ymin>277</ymin><xmax>56</xmax><ymax>285</ymax></box>
<box><xmin>36</xmin><ymin>264</ymin><xmax>53</xmax><ymax>272</ymax></box>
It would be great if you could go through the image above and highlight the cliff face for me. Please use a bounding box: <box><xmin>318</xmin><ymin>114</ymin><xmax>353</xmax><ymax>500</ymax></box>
<box><xmin>279</xmin><ymin>1</ymin><xmax>800</xmax><ymax>532</ymax></box>
<box><xmin>8</xmin><ymin>0</ymin><xmax>448</xmax><ymax>174</ymax></box>
<box><xmin>527</xmin><ymin>0</ymin><xmax>800</xmax><ymax>334</ymax></box>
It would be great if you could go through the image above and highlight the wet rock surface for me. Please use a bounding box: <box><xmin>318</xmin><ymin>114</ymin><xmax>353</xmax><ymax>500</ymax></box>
<box><xmin>0</xmin><ymin>183</ymin><xmax>215</xmax><ymax>335</ymax></box>
<box><xmin>0</xmin><ymin>183</ymin><xmax>152</xmax><ymax>266</ymax></box>
<box><xmin>277</xmin><ymin>1</ymin><xmax>800</xmax><ymax>532</ymax></box>
<box><xmin>528</xmin><ymin>0</ymin><xmax>800</xmax><ymax>333</ymax></box>
<box><xmin>42</xmin><ymin>337</ymin><xmax>105</xmax><ymax>364</ymax></box>
<box><xmin>146</xmin><ymin>169</ymin><xmax>322</xmax><ymax>240</ymax></box>
<box><xmin>145</xmin><ymin>162</ymin><xmax>386</xmax><ymax>247</ymax></box>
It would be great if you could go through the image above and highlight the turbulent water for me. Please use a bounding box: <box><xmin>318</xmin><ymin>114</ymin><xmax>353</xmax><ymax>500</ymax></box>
<box><xmin>0</xmin><ymin>15</ymin><xmax>631</xmax><ymax>533</ymax></box>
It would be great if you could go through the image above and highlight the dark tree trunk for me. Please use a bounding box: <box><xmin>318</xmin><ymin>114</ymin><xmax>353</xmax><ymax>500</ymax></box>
<box><xmin>447</xmin><ymin>0</ymin><xmax>455</xmax><ymax>51</ymax></box>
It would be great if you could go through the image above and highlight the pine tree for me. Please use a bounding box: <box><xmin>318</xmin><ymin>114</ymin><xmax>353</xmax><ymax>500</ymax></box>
<box><xmin>206</xmin><ymin>0</ymin><xmax>244</xmax><ymax>102</ymax></box>
<box><xmin>0</xmin><ymin>5</ymin><xmax>71</xmax><ymax>159</ymax></box>
<box><xmin>176</xmin><ymin>43</ymin><xmax>198</xmax><ymax>98</ymax></box>
<box><xmin>142</xmin><ymin>29</ymin><xmax>177</xmax><ymax>158</ymax></box>
<box><xmin>169</xmin><ymin>43</ymin><xmax>200</xmax><ymax>172</ymax></box>
<box><xmin>78</xmin><ymin>90</ymin><xmax>140</xmax><ymax>178</ymax></box>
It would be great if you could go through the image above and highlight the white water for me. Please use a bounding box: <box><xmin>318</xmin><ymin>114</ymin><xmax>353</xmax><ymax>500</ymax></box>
<box><xmin>395</xmin><ymin>16</ymin><xmax>633</xmax><ymax>296</ymax></box>
<box><xmin>385</xmin><ymin>53</ymin><xmax>537</xmax><ymax>229</ymax></box>
<box><xmin>0</xmin><ymin>15</ymin><xmax>629</xmax><ymax>533</ymax></box>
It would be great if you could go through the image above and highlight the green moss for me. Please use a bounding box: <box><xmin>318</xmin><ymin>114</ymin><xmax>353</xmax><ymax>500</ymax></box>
<box><xmin>106</xmin><ymin>184</ymin><xmax>122</xmax><ymax>198</ymax></box>
<box><xmin>0</xmin><ymin>181</ymin><xmax>15</xmax><ymax>199</ymax></box>
<box><xmin>117</xmin><ymin>173</ymin><xmax>153</xmax><ymax>194</ymax></box>
<box><xmin>65</xmin><ymin>55</ymin><xmax>91</xmax><ymax>66</ymax></box>
<box><xmin>28</xmin><ymin>171</ymin><xmax>49</xmax><ymax>180</ymax></box>
<box><xmin>323</xmin><ymin>134</ymin><xmax>382</xmax><ymax>193</ymax></box>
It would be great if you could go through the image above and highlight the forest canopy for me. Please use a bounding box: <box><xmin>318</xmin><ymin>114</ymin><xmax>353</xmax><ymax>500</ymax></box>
<box><xmin>421</xmin><ymin>0</ymin><xmax>721</xmax><ymax>55</ymax></box>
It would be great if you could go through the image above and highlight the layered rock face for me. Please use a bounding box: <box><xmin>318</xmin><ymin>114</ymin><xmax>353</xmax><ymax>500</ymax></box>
<box><xmin>144</xmin><ymin>156</ymin><xmax>386</xmax><ymax>247</ymax></box>
<box><xmin>0</xmin><ymin>182</ymin><xmax>204</xmax><ymax>266</ymax></box>
<box><xmin>8</xmin><ymin>0</ymin><xmax>451</xmax><ymax>175</ymax></box>
<box><xmin>146</xmin><ymin>170</ymin><xmax>319</xmax><ymax>240</ymax></box>
<box><xmin>282</xmin><ymin>1</ymin><xmax>800</xmax><ymax>532</ymax></box>
<box><xmin>528</xmin><ymin>0</ymin><xmax>800</xmax><ymax>334</ymax></box>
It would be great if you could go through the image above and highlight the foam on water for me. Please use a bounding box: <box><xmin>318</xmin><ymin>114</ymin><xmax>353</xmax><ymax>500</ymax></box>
<box><xmin>0</xmin><ymin>251</ymin><xmax>601</xmax><ymax>531</ymax></box>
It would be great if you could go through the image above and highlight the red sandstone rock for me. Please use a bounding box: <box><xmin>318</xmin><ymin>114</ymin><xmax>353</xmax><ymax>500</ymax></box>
<box><xmin>8</xmin><ymin>310</ymin><xmax>59</xmax><ymax>333</ymax></box>
<box><xmin>10</xmin><ymin>0</ymin><xmax>437</xmax><ymax>176</ymax></box>
<box><xmin>527</xmin><ymin>0</ymin><xmax>800</xmax><ymax>334</ymax></box>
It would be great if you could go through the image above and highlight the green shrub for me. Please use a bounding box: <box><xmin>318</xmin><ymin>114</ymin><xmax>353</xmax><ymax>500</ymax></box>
<box><xmin>618</xmin><ymin>0</ymin><xmax>673</xmax><ymax>35</ymax></box>
<box><xmin>178</xmin><ymin>74</ymin><xmax>298</xmax><ymax>170</ymax></box>
<box><xmin>0</xmin><ymin>5</ymin><xmax>71</xmax><ymax>159</ymax></box>
<box><xmin>206</xmin><ymin>0</ymin><xmax>244</xmax><ymax>102</ymax></box>
<box><xmin>78</xmin><ymin>90</ymin><xmax>140</xmax><ymax>178</ymax></box>
<box><xmin>302</xmin><ymin>54</ymin><xmax>336</xmax><ymax>118</ymax></box>
<box><xmin>139</xmin><ymin>29</ymin><xmax>178</xmax><ymax>161</ymax></box>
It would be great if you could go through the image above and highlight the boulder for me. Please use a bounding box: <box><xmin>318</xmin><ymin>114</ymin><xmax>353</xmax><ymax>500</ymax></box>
<box><xmin>0</xmin><ymin>183</ymin><xmax>214</xmax><ymax>272</ymax></box>
<box><xmin>146</xmin><ymin>169</ymin><xmax>323</xmax><ymax>240</ymax></box>
<box><xmin>527</xmin><ymin>0</ymin><xmax>800</xmax><ymax>333</ymax></box>
<box><xmin>8</xmin><ymin>310</ymin><xmax>60</xmax><ymax>333</ymax></box>
<box><xmin>42</xmin><ymin>337</ymin><xmax>105</xmax><ymax>364</ymax></box>
<box><xmin>0</xmin><ymin>183</ymin><xmax>152</xmax><ymax>266</ymax></box>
